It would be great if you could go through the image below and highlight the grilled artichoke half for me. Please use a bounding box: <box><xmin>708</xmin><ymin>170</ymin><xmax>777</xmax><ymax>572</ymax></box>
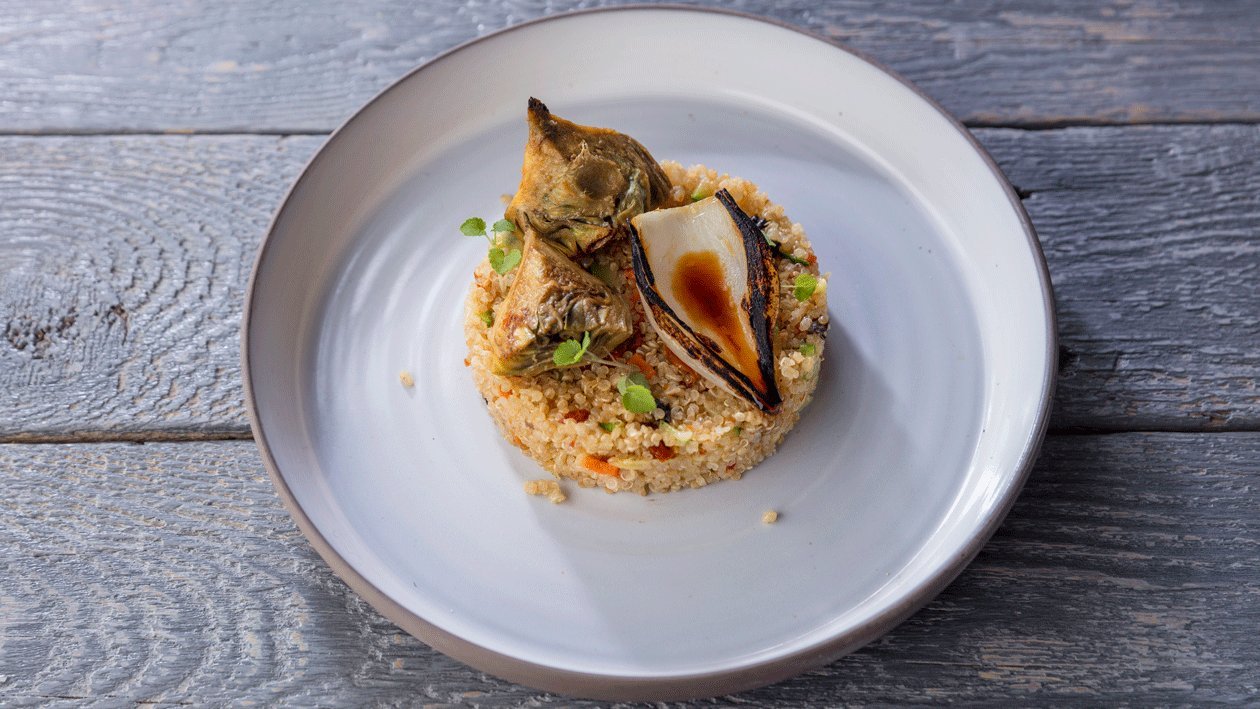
<box><xmin>505</xmin><ymin>98</ymin><xmax>671</xmax><ymax>257</ymax></box>
<box><xmin>489</xmin><ymin>231</ymin><xmax>633</xmax><ymax>376</ymax></box>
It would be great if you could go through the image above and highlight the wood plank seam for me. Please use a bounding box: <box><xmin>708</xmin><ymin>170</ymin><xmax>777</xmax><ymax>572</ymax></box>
<box><xmin>5</xmin><ymin>117</ymin><xmax>1260</xmax><ymax>139</ymax></box>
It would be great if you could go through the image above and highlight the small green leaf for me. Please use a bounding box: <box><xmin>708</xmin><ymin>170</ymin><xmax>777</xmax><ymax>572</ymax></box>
<box><xmin>622</xmin><ymin>385</ymin><xmax>656</xmax><ymax>414</ymax></box>
<box><xmin>799</xmin><ymin>343</ymin><xmax>816</xmax><ymax>357</ymax></box>
<box><xmin>616</xmin><ymin>373</ymin><xmax>655</xmax><ymax>413</ymax></box>
<box><xmin>491</xmin><ymin>218</ymin><xmax>516</xmax><ymax>234</ymax></box>
<box><xmin>617</xmin><ymin>372</ymin><xmax>649</xmax><ymax>394</ymax></box>
<box><xmin>730</xmin><ymin>425</ymin><xmax>743</xmax><ymax>437</ymax></box>
<box><xmin>598</xmin><ymin>421</ymin><xmax>619</xmax><ymax>433</ymax></box>
<box><xmin>552</xmin><ymin>342</ymin><xmax>581</xmax><ymax>366</ymax></box>
<box><xmin>690</xmin><ymin>189</ymin><xmax>710</xmax><ymax>202</ymax></box>
<box><xmin>460</xmin><ymin>217</ymin><xmax>487</xmax><ymax>237</ymax></box>
<box><xmin>552</xmin><ymin>331</ymin><xmax>591</xmax><ymax>367</ymax></box>
<box><xmin>502</xmin><ymin>248</ymin><xmax>522</xmax><ymax>273</ymax></box>
<box><xmin>793</xmin><ymin>273</ymin><xmax>818</xmax><ymax>302</ymax></box>
<box><xmin>479</xmin><ymin>310</ymin><xmax>494</xmax><ymax>327</ymax></box>
<box><xmin>489</xmin><ymin>247</ymin><xmax>522</xmax><ymax>274</ymax></box>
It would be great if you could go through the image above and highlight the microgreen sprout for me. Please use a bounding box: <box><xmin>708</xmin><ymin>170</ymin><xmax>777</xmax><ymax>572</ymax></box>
<box><xmin>463</xmin><ymin>216</ymin><xmax>522</xmax><ymax>274</ymax></box>
<box><xmin>460</xmin><ymin>217</ymin><xmax>487</xmax><ymax>237</ymax></box>
<box><xmin>488</xmin><ymin>247</ymin><xmax>522</xmax><ymax>274</ymax></box>
<box><xmin>616</xmin><ymin>372</ymin><xmax>656</xmax><ymax>414</ymax></box>
<box><xmin>553</xmin><ymin>332</ymin><xmax>592</xmax><ymax>367</ymax></box>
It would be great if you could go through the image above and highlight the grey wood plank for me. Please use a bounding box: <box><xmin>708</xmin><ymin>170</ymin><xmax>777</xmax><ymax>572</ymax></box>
<box><xmin>0</xmin><ymin>135</ymin><xmax>321</xmax><ymax>440</ymax></box>
<box><xmin>2</xmin><ymin>126</ymin><xmax>1257</xmax><ymax>437</ymax></box>
<box><xmin>0</xmin><ymin>0</ymin><xmax>1257</xmax><ymax>132</ymax></box>
<box><xmin>1</xmin><ymin>434</ymin><xmax>1257</xmax><ymax>704</ymax></box>
<box><xmin>977</xmin><ymin>126</ymin><xmax>1260</xmax><ymax>431</ymax></box>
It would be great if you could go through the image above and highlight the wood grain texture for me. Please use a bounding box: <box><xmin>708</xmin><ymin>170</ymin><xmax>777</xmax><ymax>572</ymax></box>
<box><xmin>978</xmin><ymin>125</ymin><xmax>1260</xmax><ymax>431</ymax></box>
<box><xmin>0</xmin><ymin>0</ymin><xmax>1257</xmax><ymax>132</ymax></box>
<box><xmin>2</xmin><ymin>126</ymin><xmax>1257</xmax><ymax>438</ymax></box>
<box><xmin>0</xmin><ymin>135</ymin><xmax>321</xmax><ymax>439</ymax></box>
<box><xmin>1</xmin><ymin>435</ymin><xmax>1257</xmax><ymax>704</ymax></box>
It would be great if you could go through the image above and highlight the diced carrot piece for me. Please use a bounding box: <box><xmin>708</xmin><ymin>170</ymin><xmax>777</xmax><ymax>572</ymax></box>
<box><xmin>611</xmin><ymin>328</ymin><xmax>644</xmax><ymax>359</ymax></box>
<box><xmin>626</xmin><ymin>354</ymin><xmax>656</xmax><ymax>379</ymax></box>
<box><xmin>648</xmin><ymin>443</ymin><xmax>675</xmax><ymax>461</ymax></box>
<box><xmin>581</xmin><ymin>455</ymin><xmax>620</xmax><ymax>477</ymax></box>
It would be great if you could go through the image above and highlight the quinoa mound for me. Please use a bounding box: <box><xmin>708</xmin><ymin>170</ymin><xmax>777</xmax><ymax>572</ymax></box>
<box><xmin>464</xmin><ymin>162</ymin><xmax>828</xmax><ymax>494</ymax></box>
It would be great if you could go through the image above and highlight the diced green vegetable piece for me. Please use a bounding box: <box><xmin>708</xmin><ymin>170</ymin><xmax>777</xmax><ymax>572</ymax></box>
<box><xmin>660</xmin><ymin>422</ymin><xmax>692</xmax><ymax>444</ymax></box>
<box><xmin>793</xmin><ymin>273</ymin><xmax>818</xmax><ymax>302</ymax></box>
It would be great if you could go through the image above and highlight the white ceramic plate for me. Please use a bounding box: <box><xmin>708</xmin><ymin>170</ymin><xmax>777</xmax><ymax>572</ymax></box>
<box><xmin>244</xmin><ymin>7</ymin><xmax>1055</xmax><ymax>700</ymax></box>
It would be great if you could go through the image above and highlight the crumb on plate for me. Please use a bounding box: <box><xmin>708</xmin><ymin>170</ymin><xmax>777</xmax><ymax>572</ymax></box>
<box><xmin>525</xmin><ymin>479</ymin><xmax>567</xmax><ymax>504</ymax></box>
<box><xmin>399</xmin><ymin>370</ymin><xmax>415</xmax><ymax>388</ymax></box>
<box><xmin>762</xmin><ymin>510</ymin><xmax>779</xmax><ymax>524</ymax></box>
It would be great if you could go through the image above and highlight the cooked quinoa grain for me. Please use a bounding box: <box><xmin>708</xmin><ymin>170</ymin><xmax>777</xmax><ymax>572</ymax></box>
<box><xmin>399</xmin><ymin>370</ymin><xmax>415</xmax><ymax>388</ymax></box>
<box><xmin>762</xmin><ymin>510</ymin><xmax>779</xmax><ymax>524</ymax></box>
<box><xmin>466</xmin><ymin>163</ymin><xmax>827</xmax><ymax>494</ymax></box>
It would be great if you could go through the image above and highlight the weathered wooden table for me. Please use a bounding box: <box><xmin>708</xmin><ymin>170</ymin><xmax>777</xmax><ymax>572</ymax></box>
<box><xmin>3</xmin><ymin>2</ymin><xmax>1258</xmax><ymax>705</ymax></box>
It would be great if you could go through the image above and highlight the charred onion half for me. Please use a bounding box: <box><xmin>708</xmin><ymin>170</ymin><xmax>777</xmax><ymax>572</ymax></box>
<box><xmin>629</xmin><ymin>189</ymin><xmax>782</xmax><ymax>413</ymax></box>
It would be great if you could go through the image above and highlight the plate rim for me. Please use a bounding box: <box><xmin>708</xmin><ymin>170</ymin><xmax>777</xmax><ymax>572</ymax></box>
<box><xmin>242</xmin><ymin>4</ymin><xmax>1058</xmax><ymax>700</ymax></box>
